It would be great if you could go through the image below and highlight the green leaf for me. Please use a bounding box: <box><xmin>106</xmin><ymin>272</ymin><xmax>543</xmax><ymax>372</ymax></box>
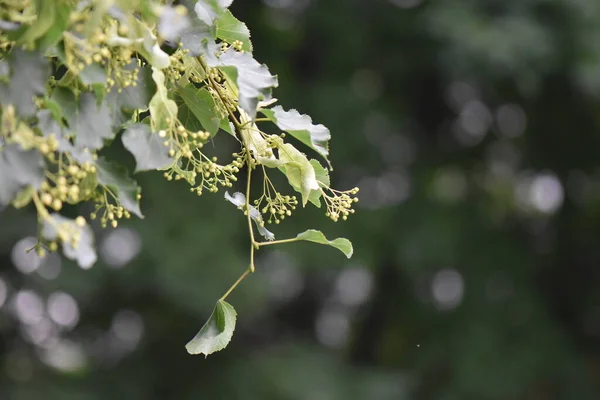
<box><xmin>79</xmin><ymin>63</ymin><xmax>107</xmax><ymax>86</ymax></box>
<box><xmin>261</xmin><ymin>106</ymin><xmax>332</xmax><ymax>168</ymax></box>
<box><xmin>18</xmin><ymin>0</ymin><xmax>57</xmax><ymax>46</ymax></box>
<box><xmin>304</xmin><ymin>159</ymin><xmax>328</xmax><ymax>207</ymax></box>
<box><xmin>185</xmin><ymin>299</ymin><xmax>237</xmax><ymax>356</ymax></box>
<box><xmin>37</xmin><ymin>109</ymin><xmax>95</xmax><ymax>164</ymax></box>
<box><xmin>149</xmin><ymin>68</ymin><xmax>178</xmax><ymax>132</ymax></box>
<box><xmin>0</xmin><ymin>49</ymin><xmax>49</xmax><ymax>116</ymax></box>
<box><xmin>118</xmin><ymin>65</ymin><xmax>155</xmax><ymax>111</ymax></box>
<box><xmin>132</xmin><ymin>21</ymin><xmax>171</xmax><ymax>69</ymax></box>
<box><xmin>177</xmin><ymin>86</ymin><xmax>220</xmax><ymax>135</ymax></box>
<box><xmin>180</xmin><ymin>18</ymin><xmax>215</xmax><ymax>56</ymax></box>
<box><xmin>193</xmin><ymin>0</ymin><xmax>232</xmax><ymax>26</ymax></box>
<box><xmin>106</xmin><ymin>64</ymin><xmax>156</xmax><ymax>130</ymax></box>
<box><xmin>0</xmin><ymin>144</ymin><xmax>45</xmax><ymax>206</ymax></box>
<box><xmin>295</xmin><ymin>229</ymin><xmax>354</xmax><ymax>259</ymax></box>
<box><xmin>38</xmin><ymin>3</ymin><xmax>71</xmax><ymax>51</ymax></box>
<box><xmin>41</xmin><ymin>214</ymin><xmax>97</xmax><ymax>269</ymax></box>
<box><xmin>225</xmin><ymin>191</ymin><xmax>274</xmax><ymax>241</ymax></box>
<box><xmin>121</xmin><ymin>123</ymin><xmax>173</xmax><ymax>172</ymax></box>
<box><xmin>216</xmin><ymin>10</ymin><xmax>252</xmax><ymax>52</ymax></box>
<box><xmin>70</xmin><ymin>92</ymin><xmax>114</xmax><ymax>149</ymax></box>
<box><xmin>204</xmin><ymin>43</ymin><xmax>278</xmax><ymax>118</ymax></box>
<box><xmin>96</xmin><ymin>158</ymin><xmax>143</xmax><ymax>218</ymax></box>
<box><xmin>278</xmin><ymin>143</ymin><xmax>320</xmax><ymax>206</ymax></box>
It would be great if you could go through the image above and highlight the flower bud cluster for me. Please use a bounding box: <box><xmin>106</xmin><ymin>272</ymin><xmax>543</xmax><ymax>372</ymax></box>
<box><xmin>90</xmin><ymin>189</ymin><xmax>135</xmax><ymax>229</ymax></box>
<box><xmin>323</xmin><ymin>187</ymin><xmax>360</xmax><ymax>222</ymax></box>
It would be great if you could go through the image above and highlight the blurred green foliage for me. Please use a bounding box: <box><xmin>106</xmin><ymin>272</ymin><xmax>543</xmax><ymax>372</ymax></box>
<box><xmin>2</xmin><ymin>0</ymin><xmax>600</xmax><ymax>398</ymax></box>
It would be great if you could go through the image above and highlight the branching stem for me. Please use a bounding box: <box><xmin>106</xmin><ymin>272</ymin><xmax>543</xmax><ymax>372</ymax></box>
<box><xmin>256</xmin><ymin>238</ymin><xmax>299</xmax><ymax>247</ymax></box>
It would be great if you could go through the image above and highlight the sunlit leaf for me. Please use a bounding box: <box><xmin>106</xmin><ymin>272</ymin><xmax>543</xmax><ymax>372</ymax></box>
<box><xmin>261</xmin><ymin>106</ymin><xmax>331</xmax><ymax>168</ymax></box>
<box><xmin>204</xmin><ymin>43</ymin><xmax>278</xmax><ymax>118</ymax></box>
<box><xmin>122</xmin><ymin>123</ymin><xmax>173</xmax><ymax>172</ymax></box>
<box><xmin>18</xmin><ymin>0</ymin><xmax>58</xmax><ymax>46</ymax></box>
<box><xmin>185</xmin><ymin>299</ymin><xmax>236</xmax><ymax>356</ymax></box>
<box><xmin>149</xmin><ymin>68</ymin><xmax>178</xmax><ymax>132</ymax></box>
<box><xmin>96</xmin><ymin>158</ymin><xmax>143</xmax><ymax>218</ymax></box>
<box><xmin>295</xmin><ymin>229</ymin><xmax>353</xmax><ymax>258</ymax></box>
<box><xmin>194</xmin><ymin>0</ymin><xmax>232</xmax><ymax>26</ymax></box>
<box><xmin>216</xmin><ymin>10</ymin><xmax>252</xmax><ymax>52</ymax></box>
<box><xmin>278</xmin><ymin>143</ymin><xmax>320</xmax><ymax>206</ymax></box>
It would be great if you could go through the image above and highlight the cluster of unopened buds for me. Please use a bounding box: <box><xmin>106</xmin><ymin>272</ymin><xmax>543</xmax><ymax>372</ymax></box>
<box><xmin>159</xmin><ymin>126</ymin><xmax>211</xmax><ymax>158</ymax></box>
<box><xmin>90</xmin><ymin>194</ymin><xmax>134</xmax><ymax>228</ymax></box>
<box><xmin>255</xmin><ymin>193</ymin><xmax>298</xmax><ymax>224</ymax></box>
<box><xmin>323</xmin><ymin>187</ymin><xmax>360</xmax><ymax>222</ymax></box>
<box><xmin>39</xmin><ymin>161</ymin><xmax>96</xmax><ymax>211</ymax></box>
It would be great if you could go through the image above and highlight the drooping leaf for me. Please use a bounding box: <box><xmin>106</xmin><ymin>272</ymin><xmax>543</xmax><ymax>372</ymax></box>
<box><xmin>122</xmin><ymin>123</ymin><xmax>173</xmax><ymax>172</ymax></box>
<box><xmin>18</xmin><ymin>0</ymin><xmax>57</xmax><ymax>46</ymax></box>
<box><xmin>261</xmin><ymin>106</ymin><xmax>332</xmax><ymax>168</ymax></box>
<box><xmin>134</xmin><ymin>22</ymin><xmax>171</xmax><ymax>69</ymax></box>
<box><xmin>186</xmin><ymin>299</ymin><xmax>236</xmax><ymax>356</ymax></box>
<box><xmin>225</xmin><ymin>191</ymin><xmax>274</xmax><ymax>240</ymax></box>
<box><xmin>96</xmin><ymin>158</ymin><xmax>143</xmax><ymax>218</ymax></box>
<box><xmin>278</xmin><ymin>143</ymin><xmax>320</xmax><ymax>206</ymax></box>
<box><xmin>0</xmin><ymin>144</ymin><xmax>45</xmax><ymax>206</ymax></box>
<box><xmin>38</xmin><ymin>3</ymin><xmax>71</xmax><ymax>51</ymax></box>
<box><xmin>177</xmin><ymin>86</ymin><xmax>220</xmax><ymax>135</ymax></box>
<box><xmin>216</xmin><ymin>10</ymin><xmax>252</xmax><ymax>52</ymax></box>
<box><xmin>303</xmin><ymin>159</ymin><xmax>328</xmax><ymax>207</ymax></box>
<box><xmin>149</xmin><ymin>68</ymin><xmax>178</xmax><ymax>132</ymax></box>
<box><xmin>204</xmin><ymin>43</ymin><xmax>278</xmax><ymax>118</ymax></box>
<box><xmin>0</xmin><ymin>49</ymin><xmax>49</xmax><ymax>116</ymax></box>
<box><xmin>41</xmin><ymin>214</ymin><xmax>97</xmax><ymax>269</ymax></box>
<box><xmin>295</xmin><ymin>229</ymin><xmax>354</xmax><ymax>258</ymax></box>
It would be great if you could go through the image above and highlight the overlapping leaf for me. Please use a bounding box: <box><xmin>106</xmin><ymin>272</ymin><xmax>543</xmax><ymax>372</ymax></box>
<box><xmin>177</xmin><ymin>86</ymin><xmax>220</xmax><ymax>135</ymax></box>
<box><xmin>261</xmin><ymin>106</ymin><xmax>332</xmax><ymax>168</ymax></box>
<box><xmin>96</xmin><ymin>158</ymin><xmax>143</xmax><ymax>218</ymax></box>
<box><xmin>204</xmin><ymin>43</ymin><xmax>278</xmax><ymax>118</ymax></box>
<box><xmin>216</xmin><ymin>10</ymin><xmax>252</xmax><ymax>52</ymax></box>
<box><xmin>194</xmin><ymin>0</ymin><xmax>233</xmax><ymax>26</ymax></box>
<box><xmin>122</xmin><ymin>123</ymin><xmax>173</xmax><ymax>172</ymax></box>
<box><xmin>0</xmin><ymin>49</ymin><xmax>49</xmax><ymax>116</ymax></box>
<box><xmin>0</xmin><ymin>144</ymin><xmax>45</xmax><ymax>205</ymax></box>
<box><xmin>278</xmin><ymin>143</ymin><xmax>320</xmax><ymax>206</ymax></box>
<box><xmin>149</xmin><ymin>68</ymin><xmax>178</xmax><ymax>132</ymax></box>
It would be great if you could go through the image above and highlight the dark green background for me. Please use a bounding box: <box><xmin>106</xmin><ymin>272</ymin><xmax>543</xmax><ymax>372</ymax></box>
<box><xmin>2</xmin><ymin>0</ymin><xmax>600</xmax><ymax>398</ymax></box>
